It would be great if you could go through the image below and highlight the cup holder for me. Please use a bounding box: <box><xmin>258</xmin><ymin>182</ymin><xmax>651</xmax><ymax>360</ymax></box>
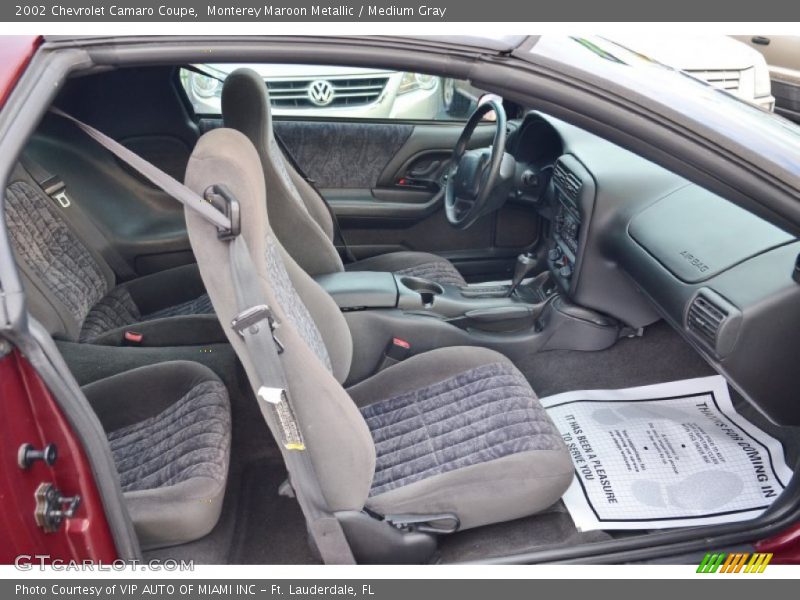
<box><xmin>400</xmin><ymin>276</ymin><xmax>444</xmax><ymax>307</ymax></box>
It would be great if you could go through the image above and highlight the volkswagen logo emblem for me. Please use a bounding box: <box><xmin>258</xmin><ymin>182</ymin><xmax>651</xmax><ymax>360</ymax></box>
<box><xmin>307</xmin><ymin>80</ymin><xmax>335</xmax><ymax>106</ymax></box>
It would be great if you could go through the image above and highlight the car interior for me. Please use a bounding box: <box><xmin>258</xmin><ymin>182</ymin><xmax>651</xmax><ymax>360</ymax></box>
<box><xmin>4</xmin><ymin>54</ymin><xmax>800</xmax><ymax>564</ymax></box>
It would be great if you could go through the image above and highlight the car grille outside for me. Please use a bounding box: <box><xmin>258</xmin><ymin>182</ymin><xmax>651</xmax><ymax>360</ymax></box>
<box><xmin>685</xmin><ymin>68</ymin><xmax>744</xmax><ymax>93</ymax></box>
<box><xmin>266</xmin><ymin>76</ymin><xmax>390</xmax><ymax>108</ymax></box>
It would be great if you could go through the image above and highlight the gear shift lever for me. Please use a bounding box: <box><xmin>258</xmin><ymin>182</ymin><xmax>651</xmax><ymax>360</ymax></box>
<box><xmin>508</xmin><ymin>252</ymin><xmax>537</xmax><ymax>297</ymax></box>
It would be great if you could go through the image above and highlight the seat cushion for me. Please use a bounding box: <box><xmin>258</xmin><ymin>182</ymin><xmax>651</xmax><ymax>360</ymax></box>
<box><xmin>80</xmin><ymin>286</ymin><xmax>213</xmax><ymax>342</ymax></box>
<box><xmin>346</xmin><ymin>251</ymin><xmax>467</xmax><ymax>287</ymax></box>
<box><xmin>145</xmin><ymin>292</ymin><xmax>214</xmax><ymax>320</ymax></box>
<box><xmin>82</xmin><ymin>361</ymin><xmax>231</xmax><ymax>549</ymax></box>
<box><xmin>349</xmin><ymin>347</ymin><xmax>573</xmax><ymax>530</ymax></box>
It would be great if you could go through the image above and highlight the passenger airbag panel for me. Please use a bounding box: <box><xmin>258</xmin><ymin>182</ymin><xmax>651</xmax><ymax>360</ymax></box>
<box><xmin>629</xmin><ymin>185</ymin><xmax>793</xmax><ymax>283</ymax></box>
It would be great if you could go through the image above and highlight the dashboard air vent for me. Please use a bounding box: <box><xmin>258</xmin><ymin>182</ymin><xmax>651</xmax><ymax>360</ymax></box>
<box><xmin>687</xmin><ymin>294</ymin><xmax>726</xmax><ymax>346</ymax></box>
<box><xmin>553</xmin><ymin>161</ymin><xmax>582</xmax><ymax>201</ymax></box>
<box><xmin>685</xmin><ymin>288</ymin><xmax>742</xmax><ymax>358</ymax></box>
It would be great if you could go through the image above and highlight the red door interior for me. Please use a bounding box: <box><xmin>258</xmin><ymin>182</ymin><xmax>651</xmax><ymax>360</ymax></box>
<box><xmin>0</xmin><ymin>349</ymin><xmax>117</xmax><ymax>564</ymax></box>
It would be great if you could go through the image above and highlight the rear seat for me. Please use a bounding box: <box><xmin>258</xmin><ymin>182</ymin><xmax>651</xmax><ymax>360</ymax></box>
<box><xmin>4</xmin><ymin>161</ymin><xmax>233</xmax><ymax>549</ymax></box>
<box><xmin>4</xmin><ymin>162</ymin><xmax>220</xmax><ymax>345</ymax></box>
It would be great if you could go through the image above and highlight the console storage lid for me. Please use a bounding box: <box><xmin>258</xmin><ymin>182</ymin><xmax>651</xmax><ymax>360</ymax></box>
<box><xmin>314</xmin><ymin>271</ymin><xmax>399</xmax><ymax>310</ymax></box>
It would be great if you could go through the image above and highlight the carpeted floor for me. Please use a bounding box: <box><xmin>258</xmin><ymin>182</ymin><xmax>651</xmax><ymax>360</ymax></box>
<box><xmin>517</xmin><ymin>320</ymin><xmax>715</xmax><ymax>397</ymax></box>
<box><xmin>228</xmin><ymin>461</ymin><xmax>319</xmax><ymax>565</ymax></box>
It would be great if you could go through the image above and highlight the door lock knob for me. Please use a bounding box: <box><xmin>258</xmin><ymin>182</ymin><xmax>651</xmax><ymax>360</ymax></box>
<box><xmin>18</xmin><ymin>443</ymin><xmax>58</xmax><ymax>469</ymax></box>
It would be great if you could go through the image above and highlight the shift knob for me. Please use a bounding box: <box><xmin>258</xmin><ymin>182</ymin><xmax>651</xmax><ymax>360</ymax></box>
<box><xmin>508</xmin><ymin>253</ymin><xmax>537</xmax><ymax>297</ymax></box>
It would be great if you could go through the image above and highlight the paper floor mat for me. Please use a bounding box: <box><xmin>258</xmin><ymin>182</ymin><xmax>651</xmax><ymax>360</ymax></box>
<box><xmin>539</xmin><ymin>376</ymin><xmax>793</xmax><ymax>531</ymax></box>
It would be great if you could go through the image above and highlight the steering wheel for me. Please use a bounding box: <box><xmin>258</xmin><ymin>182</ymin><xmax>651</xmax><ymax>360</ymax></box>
<box><xmin>444</xmin><ymin>98</ymin><xmax>514</xmax><ymax>229</ymax></box>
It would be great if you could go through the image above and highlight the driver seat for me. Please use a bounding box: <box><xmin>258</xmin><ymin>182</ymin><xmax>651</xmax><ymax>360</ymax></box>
<box><xmin>220</xmin><ymin>68</ymin><xmax>467</xmax><ymax>287</ymax></box>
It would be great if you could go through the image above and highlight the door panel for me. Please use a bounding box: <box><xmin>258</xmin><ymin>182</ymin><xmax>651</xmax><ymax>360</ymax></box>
<box><xmin>273</xmin><ymin>120</ymin><xmax>414</xmax><ymax>188</ymax></box>
<box><xmin>277</xmin><ymin>119</ymin><xmax>540</xmax><ymax>281</ymax></box>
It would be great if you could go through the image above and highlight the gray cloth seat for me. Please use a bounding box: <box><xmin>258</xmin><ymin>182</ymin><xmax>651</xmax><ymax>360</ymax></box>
<box><xmin>3</xmin><ymin>165</ymin><xmax>215</xmax><ymax>344</ymax></box>
<box><xmin>350</xmin><ymin>347</ymin><xmax>570</xmax><ymax>528</ymax></box>
<box><xmin>183</xmin><ymin>128</ymin><xmax>573</xmax><ymax>542</ymax></box>
<box><xmin>82</xmin><ymin>361</ymin><xmax>231</xmax><ymax>550</ymax></box>
<box><xmin>220</xmin><ymin>67</ymin><xmax>467</xmax><ymax>287</ymax></box>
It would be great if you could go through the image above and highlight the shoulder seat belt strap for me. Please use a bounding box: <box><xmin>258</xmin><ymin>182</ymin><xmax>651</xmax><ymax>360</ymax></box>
<box><xmin>50</xmin><ymin>108</ymin><xmax>356</xmax><ymax>564</ymax></box>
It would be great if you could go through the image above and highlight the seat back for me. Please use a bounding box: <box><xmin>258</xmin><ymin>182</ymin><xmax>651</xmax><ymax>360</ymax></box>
<box><xmin>3</xmin><ymin>163</ymin><xmax>115</xmax><ymax>340</ymax></box>
<box><xmin>183</xmin><ymin>128</ymin><xmax>375</xmax><ymax>513</ymax></box>
<box><xmin>221</xmin><ymin>68</ymin><xmax>345</xmax><ymax>277</ymax></box>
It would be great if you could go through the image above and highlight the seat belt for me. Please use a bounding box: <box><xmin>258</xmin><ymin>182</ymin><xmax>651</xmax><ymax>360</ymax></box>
<box><xmin>19</xmin><ymin>152</ymin><xmax>138</xmax><ymax>281</ymax></box>
<box><xmin>273</xmin><ymin>133</ymin><xmax>357</xmax><ymax>263</ymax></box>
<box><xmin>226</xmin><ymin>232</ymin><xmax>356</xmax><ymax>563</ymax></box>
<box><xmin>19</xmin><ymin>153</ymin><xmax>69</xmax><ymax>203</ymax></box>
<box><xmin>50</xmin><ymin>108</ymin><xmax>356</xmax><ymax>564</ymax></box>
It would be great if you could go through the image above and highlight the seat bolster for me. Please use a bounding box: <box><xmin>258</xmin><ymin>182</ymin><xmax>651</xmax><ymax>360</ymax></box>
<box><xmin>124</xmin><ymin>476</ymin><xmax>227</xmax><ymax>550</ymax></box>
<box><xmin>82</xmin><ymin>360</ymin><xmax>223</xmax><ymax>431</ymax></box>
<box><xmin>365</xmin><ymin>449</ymin><xmax>574</xmax><ymax>530</ymax></box>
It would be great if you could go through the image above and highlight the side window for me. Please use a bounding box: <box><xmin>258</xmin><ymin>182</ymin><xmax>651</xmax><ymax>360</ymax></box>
<box><xmin>179</xmin><ymin>64</ymin><xmax>486</xmax><ymax>121</ymax></box>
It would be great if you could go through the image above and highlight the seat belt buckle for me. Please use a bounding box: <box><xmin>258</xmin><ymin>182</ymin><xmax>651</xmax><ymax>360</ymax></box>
<box><xmin>375</xmin><ymin>337</ymin><xmax>411</xmax><ymax>373</ymax></box>
<box><xmin>231</xmin><ymin>304</ymin><xmax>284</xmax><ymax>352</ymax></box>
<box><xmin>42</xmin><ymin>177</ymin><xmax>71</xmax><ymax>208</ymax></box>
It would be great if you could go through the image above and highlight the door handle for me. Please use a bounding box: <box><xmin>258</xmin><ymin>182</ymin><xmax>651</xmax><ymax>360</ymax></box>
<box><xmin>408</xmin><ymin>160</ymin><xmax>441</xmax><ymax>179</ymax></box>
<box><xmin>751</xmin><ymin>36</ymin><xmax>771</xmax><ymax>46</ymax></box>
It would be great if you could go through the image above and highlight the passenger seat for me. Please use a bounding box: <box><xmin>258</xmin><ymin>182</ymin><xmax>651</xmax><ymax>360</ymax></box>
<box><xmin>4</xmin><ymin>163</ymin><xmax>216</xmax><ymax>345</ymax></box>
<box><xmin>82</xmin><ymin>360</ymin><xmax>231</xmax><ymax>549</ymax></box>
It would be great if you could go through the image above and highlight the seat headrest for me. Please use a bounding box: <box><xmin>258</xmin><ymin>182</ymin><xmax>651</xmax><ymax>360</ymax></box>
<box><xmin>221</xmin><ymin>68</ymin><xmax>273</xmax><ymax>148</ymax></box>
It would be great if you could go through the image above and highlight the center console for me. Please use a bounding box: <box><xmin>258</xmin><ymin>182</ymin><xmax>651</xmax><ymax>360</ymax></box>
<box><xmin>316</xmin><ymin>265</ymin><xmax>619</xmax><ymax>383</ymax></box>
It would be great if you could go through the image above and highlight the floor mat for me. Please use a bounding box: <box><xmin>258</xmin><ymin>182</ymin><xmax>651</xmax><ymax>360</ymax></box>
<box><xmin>540</xmin><ymin>375</ymin><xmax>793</xmax><ymax>531</ymax></box>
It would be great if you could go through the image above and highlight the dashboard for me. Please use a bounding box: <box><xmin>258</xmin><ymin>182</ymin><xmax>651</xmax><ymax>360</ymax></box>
<box><xmin>506</xmin><ymin>111</ymin><xmax>800</xmax><ymax>426</ymax></box>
